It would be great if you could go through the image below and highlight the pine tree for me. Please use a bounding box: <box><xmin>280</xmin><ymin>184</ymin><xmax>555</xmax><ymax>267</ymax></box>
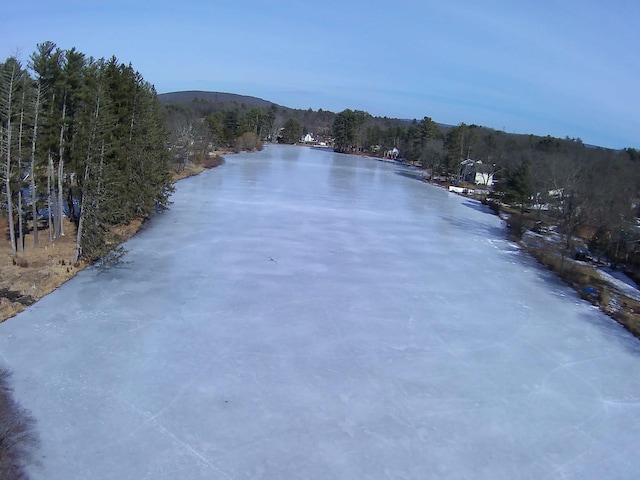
<box><xmin>3</xmin><ymin>43</ymin><xmax>176</xmax><ymax>266</ymax></box>
<box><xmin>73</xmin><ymin>60</ymin><xmax>112</xmax><ymax>264</ymax></box>
<box><xmin>29</xmin><ymin>42</ymin><xmax>64</xmax><ymax>240</ymax></box>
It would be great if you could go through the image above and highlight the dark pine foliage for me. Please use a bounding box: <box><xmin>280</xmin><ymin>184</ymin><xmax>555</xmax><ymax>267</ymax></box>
<box><xmin>1</xmin><ymin>42</ymin><xmax>174</xmax><ymax>264</ymax></box>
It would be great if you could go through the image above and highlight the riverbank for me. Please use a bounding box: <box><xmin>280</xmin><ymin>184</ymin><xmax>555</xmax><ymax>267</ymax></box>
<box><xmin>5</xmin><ymin>144</ymin><xmax>637</xmax><ymax>479</ymax></box>
<box><xmin>437</xmin><ymin>181</ymin><xmax>640</xmax><ymax>339</ymax></box>
<box><xmin>517</xmin><ymin>226</ymin><xmax>640</xmax><ymax>338</ymax></box>
<box><xmin>327</xmin><ymin>150</ymin><xmax>640</xmax><ymax>338</ymax></box>
<box><xmin>0</xmin><ymin>154</ymin><xmax>227</xmax><ymax>324</ymax></box>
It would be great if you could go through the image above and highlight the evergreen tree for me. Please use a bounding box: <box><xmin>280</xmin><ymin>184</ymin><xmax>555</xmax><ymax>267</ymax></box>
<box><xmin>406</xmin><ymin>116</ymin><xmax>439</xmax><ymax>164</ymax></box>
<box><xmin>332</xmin><ymin>109</ymin><xmax>357</xmax><ymax>153</ymax></box>
<box><xmin>29</xmin><ymin>42</ymin><xmax>65</xmax><ymax>240</ymax></box>
<box><xmin>502</xmin><ymin>161</ymin><xmax>531</xmax><ymax>210</ymax></box>
<box><xmin>279</xmin><ymin>118</ymin><xmax>302</xmax><ymax>144</ymax></box>
<box><xmin>444</xmin><ymin>123</ymin><xmax>470</xmax><ymax>177</ymax></box>
<box><xmin>3</xmin><ymin>44</ymin><xmax>174</xmax><ymax>265</ymax></box>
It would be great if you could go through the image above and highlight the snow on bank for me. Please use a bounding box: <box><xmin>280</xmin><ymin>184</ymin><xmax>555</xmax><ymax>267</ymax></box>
<box><xmin>597</xmin><ymin>269</ymin><xmax>640</xmax><ymax>302</ymax></box>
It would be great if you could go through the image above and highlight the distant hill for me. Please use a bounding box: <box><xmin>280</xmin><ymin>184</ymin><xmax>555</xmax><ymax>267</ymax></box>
<box><xmin>159</xmin><ymin>90</ymin><xmax>414</xmax><ymax>138</ymax></box>
<box><xmin>158</xmin><ymin>91</ymin><xmax>276</xmax><ymax>110</ymax></box>
<box><xmin>159</xmin><ymin>90</ymin><xmax>338</xmax><ymax>137</ymax></box>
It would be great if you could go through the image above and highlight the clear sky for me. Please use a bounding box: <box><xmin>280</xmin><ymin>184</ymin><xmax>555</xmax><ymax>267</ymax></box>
<box><xmin>2</xmin><ymin>0</ymin><xmax>638</xmax><ymax>149</ymax></box>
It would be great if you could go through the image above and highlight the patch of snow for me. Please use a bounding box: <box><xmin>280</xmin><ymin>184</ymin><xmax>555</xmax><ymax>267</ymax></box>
<box><xmin>597</xmin><ymin>269</ymin><xmax>640</xmax><ymax>301</ymax></box>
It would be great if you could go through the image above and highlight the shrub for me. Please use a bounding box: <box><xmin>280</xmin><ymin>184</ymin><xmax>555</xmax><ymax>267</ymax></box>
<box><xmin>614</xmin><ymin>310</ymin><xmax>640</xmax><ymax>338</ymax></box>
<box><xmin>12</xmin><ymin>258</ymin><xmax>29</xmax><ymax>268</ymax></box>
<box><xmin>199</xmin><ymin>155</ymin><xmax>225</xmax><ymax>169</ymax></box>
<box><xmin>234</xmin><ymin>132</ymin><xmax>263</xmax><ymax>152</ymax></box>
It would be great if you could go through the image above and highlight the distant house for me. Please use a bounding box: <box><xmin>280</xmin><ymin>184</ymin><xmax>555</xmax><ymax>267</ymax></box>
<box><xmin>460</xmin><ymin>158</ymin><xmax>495</xmax><ymax>186</ymax></box>
<box><xmin>384</xmin><ymin>147</ymin><xmax>399</xmax><ymax>160</ymax></box>
<box><xmin>302</xmin><ymin>133</ymin><xmax>315</xmax><ymax>143</ymax></box>
<box><xmin>474</xmin><ymin>164</ymin><xmax>495</xmax><ymax>186</ymax></box>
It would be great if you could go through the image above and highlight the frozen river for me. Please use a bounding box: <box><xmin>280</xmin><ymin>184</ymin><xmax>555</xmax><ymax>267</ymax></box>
<box><xmin>2</xmin><ymin>145</ymin><xmax>640</xmax><ymax>479</ymax></box>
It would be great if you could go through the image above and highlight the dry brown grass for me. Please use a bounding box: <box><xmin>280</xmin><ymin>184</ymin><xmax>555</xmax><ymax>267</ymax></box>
<box><xmin>171</xmin><ymin>153</ymin><xmax>227</xmax><ymax>182</ymax></box>
<box><xmin>0</xmin><ymin>218</ymin><xmax>85</xmax><ymax>323</ymax></box>
<box><xmin>171</xmin><ymin>161</ymin><xmax>205</xmax><ymax>182</ymax></box>
<box><xmin>614</xmin><ymin>310</ymin><xmax>640</xmax><ymax>338</ymax></box>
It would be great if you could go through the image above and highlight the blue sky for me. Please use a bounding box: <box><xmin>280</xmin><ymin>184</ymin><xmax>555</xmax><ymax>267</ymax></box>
<box><xmin>2</xmin><ymin>0</ymin><xmax>638</xmax><ymax>149</ymax></box>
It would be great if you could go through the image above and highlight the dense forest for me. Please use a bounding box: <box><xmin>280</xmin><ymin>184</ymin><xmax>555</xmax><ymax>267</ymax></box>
<box><xmin>159</xmin><ymin>91</ymin><xmax>408</xmax><ymax>161</ymax></box>
<box><xmin>0</xmin><ymin>42</ymin><xmax>173</xmax><ymax>265</ymax></box>
<box><xmin>160</xmin><ymin>91</ymin><xmax>335</xmax><ymax>167</ymax></box>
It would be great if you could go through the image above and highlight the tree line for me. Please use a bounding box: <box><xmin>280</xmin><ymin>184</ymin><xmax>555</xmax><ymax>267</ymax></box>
<box><xmin>162</xmin><ymin>100</ymin><xmax>327</xmax><ymax>169</ymax></box>
<box><xmin>332</xmin><ymin>108</ymin><xmax>640</xmax><ymax>270</ymax></box>
<box><xmin>0</xmin><ymin>41</ymin><xmax>173</xmax><ymax>264</ymax></box>
<box><xmin>159</xmin><ymin>91</ymin><xmax>640</xmax><ymax>271</ymax></box>
<box><xmin>160</xmin><ymin>91</ymin><xmax>350</xmax><ymax>167</ymax></box>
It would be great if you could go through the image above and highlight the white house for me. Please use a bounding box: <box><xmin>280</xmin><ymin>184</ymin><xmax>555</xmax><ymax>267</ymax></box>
<box><xmin>474</xmin><ymin>164</ymin><xmax>495</xmax><ymax>186</ymax></box>
<box><xmin>460</xmin><ymin>159</ymin><xmax>495</xmax><ymax>186</ymax></box>
<box><xmin>302</xmin><ymin>133</ymin><xmax>314</xmax><ymax>143</ymax></box>
<box><xmin>384</xmin><ymin>147</ymin><xmax>399</xmax><ymax>159</ymax></box>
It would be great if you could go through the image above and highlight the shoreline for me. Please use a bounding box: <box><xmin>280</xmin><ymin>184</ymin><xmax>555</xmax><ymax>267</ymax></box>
<box><xmin>434</xmin><ymin>180</ymin><xmax>640</xmax><ymax>339</ymax></box>
<box><xmin>0</xmin><ymin>153</ymin><xmax>229</xmax><ymax>324</ymax></box>
<box><xmin>267</xmin><ymin>145</ymin><xmax>640</xmax><ymax>339</ymax></box>
<box><xmin>330</xmin><ymin>146</ymin><xmax>640</xmax><ymax>340</ymax></box>
<box><xmin>5</xmin><ymin>146</ymin><xmax>639</xmax><ymax>340</ymax></box>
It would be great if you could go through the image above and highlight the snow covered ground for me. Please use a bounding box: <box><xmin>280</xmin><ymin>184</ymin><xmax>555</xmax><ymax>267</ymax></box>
<box><xmin>2</xmin><ymin>145</ymin><xmax>640</xmax><ymax>479</ymax></box>
<box><xmin>597</xmin><ymin>268</ymin><xmax>640</xmax><ymax>302</ymax></box>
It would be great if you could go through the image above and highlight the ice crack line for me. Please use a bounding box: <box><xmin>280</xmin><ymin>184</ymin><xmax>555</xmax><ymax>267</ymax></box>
<box><xmin>112</xmin><ymin>397</ymin><xmax>234</xmax><ymax>479</ymax></box>
<box><xmin>154</xmin><ymin>422</ymin><xmax>234</xmax><ymax>480</ymax></box>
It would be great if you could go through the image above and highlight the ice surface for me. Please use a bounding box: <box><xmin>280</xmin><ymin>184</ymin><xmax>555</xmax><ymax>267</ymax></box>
<box><xmin>2</xmin><ymin>145</ymin><xmax>640</xmax><ymax>479</ymax></box>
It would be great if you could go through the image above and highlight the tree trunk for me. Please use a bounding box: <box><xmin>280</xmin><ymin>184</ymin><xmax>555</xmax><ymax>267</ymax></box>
<box><xmin>57</xmin><ymin>157</ymin><xmax>64</xmax><ymax>236</ymax></box>
<box><xmin>5</xmin><ymin>150</ymin><xmax>16</xmax><ymax>256</ymax></box>
<box><xmin>96</xmin><ymin>141</ymin><xmax>104</xmax><ymax>209</ymax></box>
<box><xmin>74</xmin><ymin>84</ymin><xmax>102</xmax><ymax>265</ymax></box>
<box><xmin>47</xmin><ymin>153</ymin><xmax>54</xmax><ymax>240</ymax></box>
<box><xmin>17</xmin><ymin>86</ymin><xmax>26</xmax><ymax>253</ymax></box>
<box><xmin>73</xmin><ymin>163</ymin><xmax>89</xmax><ymax>265</ymax></box>
<box><xmin>17</xmin><ymin>128</ymin><xmax>24</xmax><ymax>253</ymax></box>
<box><xmin>3</xmin><ymin>66</ymin><xmax>17</xmax><ymax>257</ymax></box>
<box><xmin>30</xmin><ymin>83</ymin><xmax>42</xmax><ymax>248</ymax></box>
<box><xmin>17</xmin><ymin>188</ymin><xmax>23</xmax><ymax>252</ymax></box>
<box><xmin>57</xmin><ymin>102</ymin><xmax>66</xmax><ymax>236</ymax></box>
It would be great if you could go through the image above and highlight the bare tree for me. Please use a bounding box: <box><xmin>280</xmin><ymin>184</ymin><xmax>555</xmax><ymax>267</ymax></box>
<box><xmin>546</xmin><ymin>154</ymin><xmax>588</xmax><ymax>271</ymax></box>
<box><xmin>0</xmin><ymin>57</ymin><xmax>24</xmax><ymax>257</ymax></box>
<box><xmin>46</xmin><ymin>153</ymin><xmax>53</xmax><ymax>241</ymax></box>
<box><xmin>29</xmin><ymin>82</ymin><xmax>42</xmax><ymax>248</ymax></box>
<box><xmin>55</xmin><ymin>101</ymin><xmax>66</xmax><ymax>237</ymax></box>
